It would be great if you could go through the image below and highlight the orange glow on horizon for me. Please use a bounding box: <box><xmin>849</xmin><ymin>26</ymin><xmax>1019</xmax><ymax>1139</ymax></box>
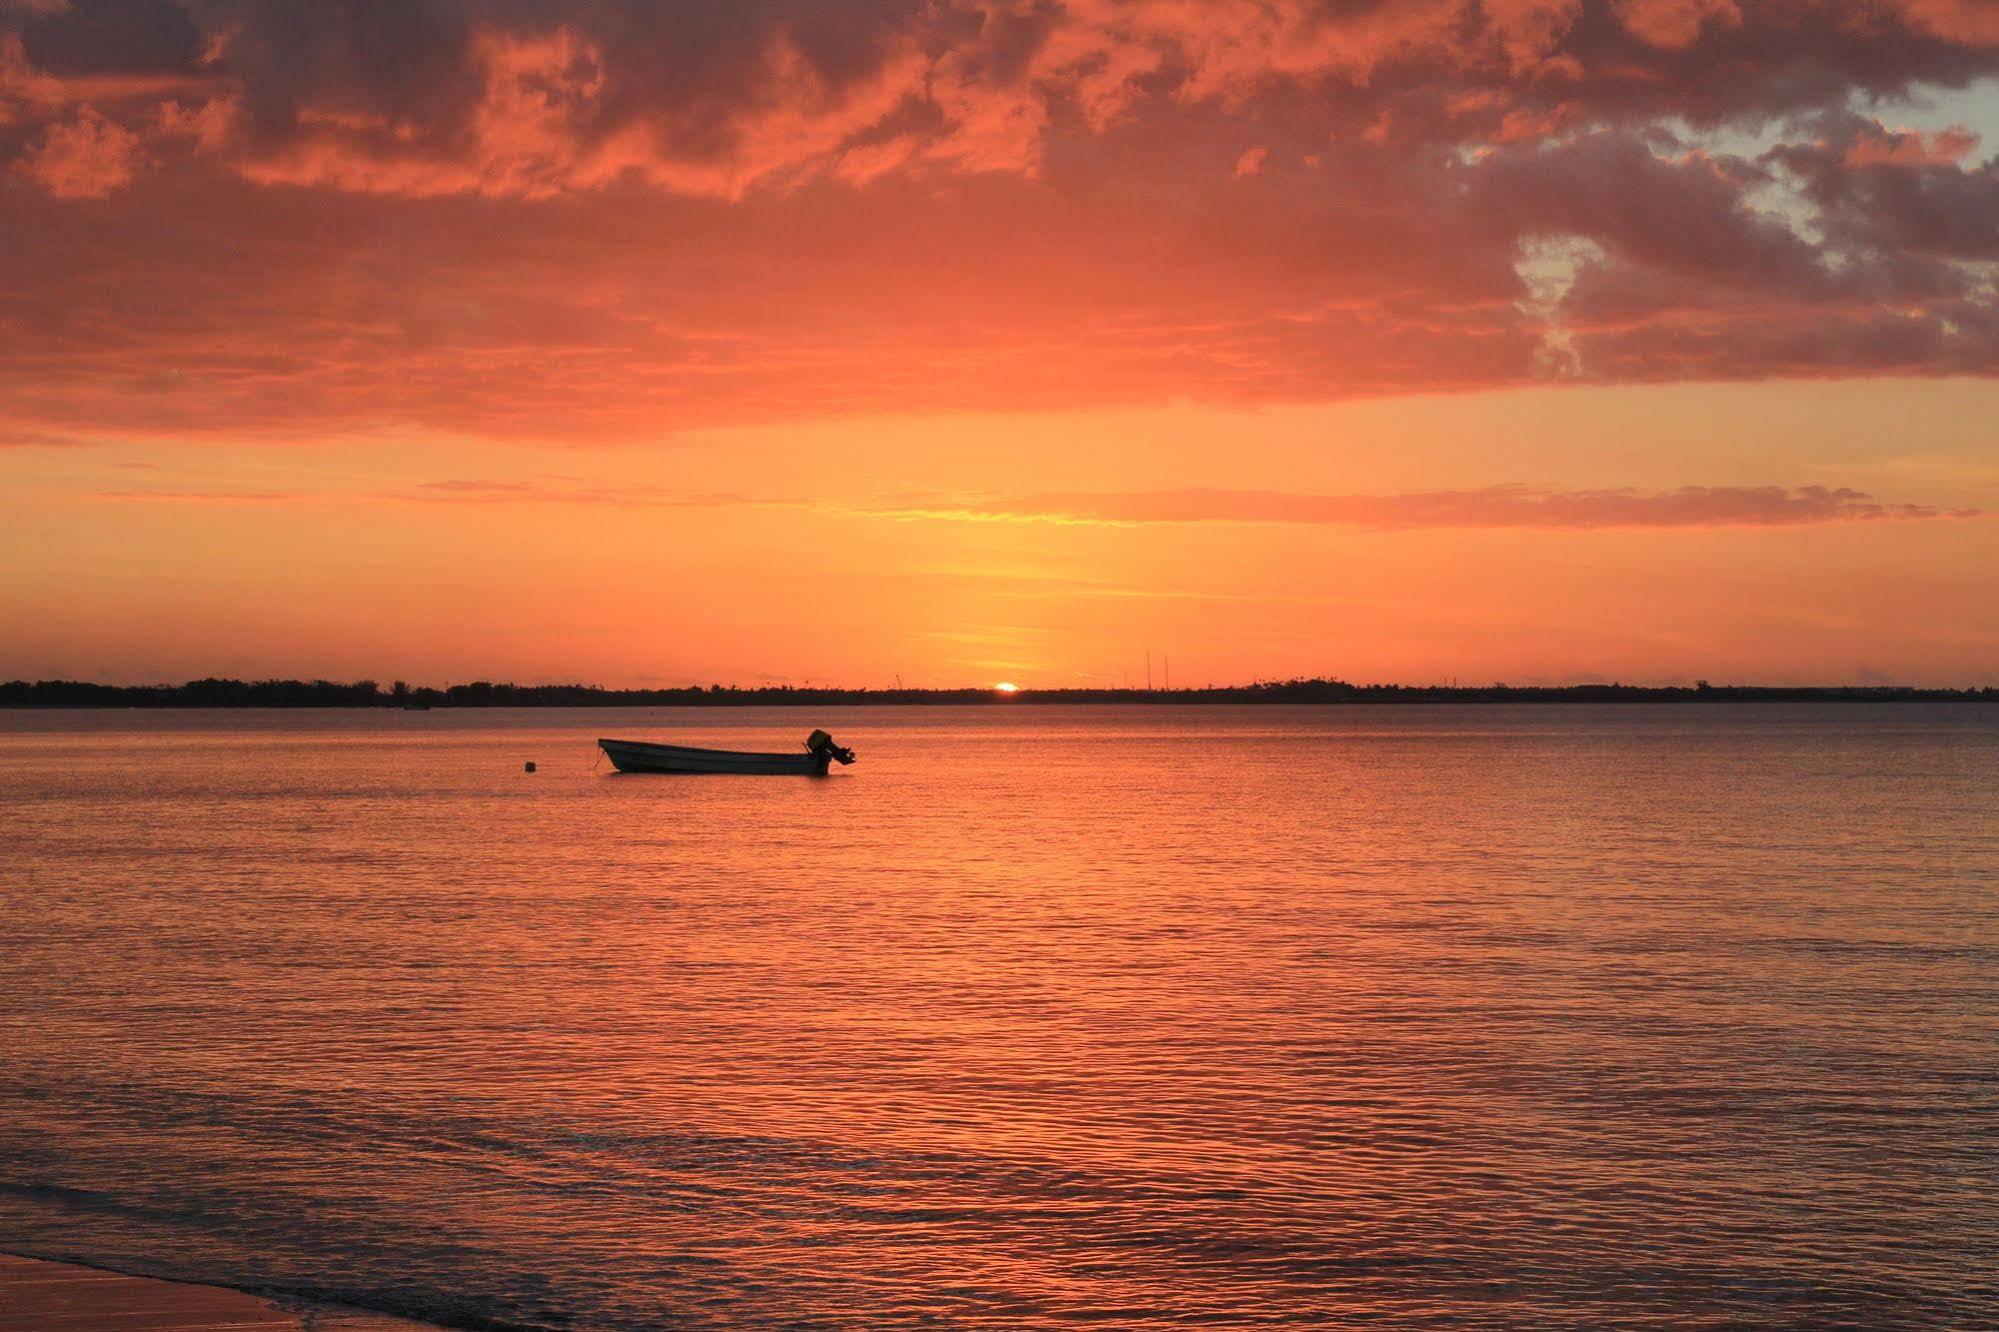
<box><xmin>2</xmin><ymin>386</ymin><xmax>1997</xmax><ymax>688</ymax></box>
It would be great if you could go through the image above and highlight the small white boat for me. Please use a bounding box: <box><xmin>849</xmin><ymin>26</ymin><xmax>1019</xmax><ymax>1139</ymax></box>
<box><xmin>598</xmin><ymin>730</ymin><xmax>856</xmax><ymax>776</ymax></box>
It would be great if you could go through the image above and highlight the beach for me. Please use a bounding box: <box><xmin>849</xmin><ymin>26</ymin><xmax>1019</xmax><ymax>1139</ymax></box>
<box><xmin>0</xmin><ymin>1253</ymin><xmax>431</xmax><ymax>1331</ymax></box>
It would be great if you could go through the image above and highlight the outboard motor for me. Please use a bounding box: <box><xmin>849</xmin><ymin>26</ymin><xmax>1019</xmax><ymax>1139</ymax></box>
<box><xmin>805</xmin><ymin>729</ymin><xmax>857</xmax><ymax>765</ymax></box>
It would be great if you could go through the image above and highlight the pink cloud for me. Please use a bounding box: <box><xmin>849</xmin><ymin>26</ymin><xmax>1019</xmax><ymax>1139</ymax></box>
<box><xmin>1614</xmin><ymin>0</ymin><xmax>1742</xmax><ymax>50</ymax></box>
<box><xmin>1842</xmin><ymin>124</ymin><xmax>1980</xmax><ymax>168</ymax></box>
<box><xmin>16</xmin><ymin>103</ymin><xmax>139</xmax><ymax>196</ymax></box>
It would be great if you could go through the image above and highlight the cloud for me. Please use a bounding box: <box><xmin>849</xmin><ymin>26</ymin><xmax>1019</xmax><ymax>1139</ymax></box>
<box><xmin>90</xmin><ymin>478</ymin><xmax>763</xmax><ymax>508</ymax></box>
<box><xmin>0</xmin><ymin>426</ymin><xmax>87</xmax><ymax>447</ymax></box>
<box><xmin>104</xmin><ymin>477</ymin><xmax>1971</xmax><ymax>533</ymax></box>
<box><xmin>1900</xmin><ymin>0</ymin><xmax>1999</xmax><ymax>44</ymax></box>
<box><xmin>0</xmin><ymin>28</ymin><xmax>215</xmax><ymax>113</ymax></box>
<box><xmin>407</xmin><ymin>479</ymin><xmax>756</xmax><ymax>507</ymax></box>
<box><xmin>15</xmin><ymin>103</ymin><xmax>140</xmax><ymax>195</ymax></box>
<box><xmin>412</xmin><ymin>478</ymin><xmax>542</xmax><ymax>498</ymax></box>
<box><xmin>1841</xmin><ymin>124</ymin><xmax>1980</xmax><ymax>169</ymax></box>
<box><xmin>1770</xmin><ymin>112</ymin><xmax>1999</xmax><ymax>260</ymax></box>
<box><xmin>1</xmin><ymin>2</ymin><xmax>1998</xmax><ymax>437</ymax></box>
<box><xmin>868</xmin><ymin>485</ymin><xmax>1981</xmax><ymax>529</ymax></box>
<box><xmin>8</xmin><ymin>1</ymin><xmax>1999</xmax><ymax>201</ymax></box>
<box><xmin>90</xmin><ymin>488</ymin><xmax>307</xmax><ymax>503</ymax></box>
<box><xmin>9</xmin><ymin>0</ymin><xmax>205</xmax><ymax>80</ymax></box>
<box><xmin>1613</xmin><ymin>0</ymin><xmax>1741</xmax><ymax>50</ymax></box>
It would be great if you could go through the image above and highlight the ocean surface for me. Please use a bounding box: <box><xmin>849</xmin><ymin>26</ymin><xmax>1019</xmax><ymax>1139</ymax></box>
<box><xmin>2</xmin><ymin>704</ymin><xmax>1995</xmax><ymax>1330</ymax></box>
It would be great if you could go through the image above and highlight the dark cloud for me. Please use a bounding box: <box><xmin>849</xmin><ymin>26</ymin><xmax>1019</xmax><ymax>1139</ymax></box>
<box><xmin>1771</xmin><ymin>112</ymin><xmax>1999</xmax><ymax>260</ymax></box>
<box><xmin>9</xmin><ymin>1</ymin><xmax>1995</xmax><ymax>196</ymax></box>
<box><xmin>1470</xmin><ymin>132</ymin><xmax>1839</xmax><ymax>298</ymax></box>
<box><xmin>17</xmin><ymin>0</ymin><xmax>206</xmax><ymax>78</ymax></box>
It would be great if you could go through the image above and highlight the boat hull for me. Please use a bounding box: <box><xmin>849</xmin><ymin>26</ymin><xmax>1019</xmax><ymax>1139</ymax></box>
<box><xmin>599</xmin><ymin>738</ymin><xmax>832</xmax><ymax>776</ymax></box>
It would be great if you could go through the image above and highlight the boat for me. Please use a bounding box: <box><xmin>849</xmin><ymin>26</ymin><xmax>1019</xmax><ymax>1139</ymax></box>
<box><xmin>598</xmin><ymin>729</ymin><xmax>856</xmax><ymax>776</ymax></box>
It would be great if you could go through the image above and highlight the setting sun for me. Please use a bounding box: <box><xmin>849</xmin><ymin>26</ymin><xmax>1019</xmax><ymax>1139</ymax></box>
<box><xmin>994</xmin><ymin>683</ymin><xmax>1021</xmax><ymax>694</ymax></box>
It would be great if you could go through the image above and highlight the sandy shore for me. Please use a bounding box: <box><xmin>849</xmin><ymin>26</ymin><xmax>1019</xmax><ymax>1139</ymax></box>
<box><xmin>0</xmin><ymin>1252</ymin><xmax>437</xmax><ymax>1331</ymax></box>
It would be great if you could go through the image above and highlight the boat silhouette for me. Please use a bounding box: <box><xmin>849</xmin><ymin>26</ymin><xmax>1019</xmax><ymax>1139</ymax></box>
<box><xmin>598</xmin><ymin>730</ymin><xmax>855</xmax><ymax>775</ymax></box>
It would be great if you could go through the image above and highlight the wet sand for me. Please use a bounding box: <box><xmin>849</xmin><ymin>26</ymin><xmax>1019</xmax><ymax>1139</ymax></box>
<box><xmin>0</xmin><ymin>1253</ymin><xmax>434</xmax><ymax>1331</ymax></box>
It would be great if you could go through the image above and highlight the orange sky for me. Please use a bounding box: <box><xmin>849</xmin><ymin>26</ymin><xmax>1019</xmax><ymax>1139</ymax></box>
<box><xmin>3</xmin><ymin>1</ymin><xmax>1998</xmax><ymax>687</ymax></box>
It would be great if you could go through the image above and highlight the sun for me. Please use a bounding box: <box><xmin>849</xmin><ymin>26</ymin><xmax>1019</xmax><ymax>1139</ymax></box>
<box><xmin>993</xmin><ymin>682</ymin><xmax>1021</xmax><ymax>694</ymax></box>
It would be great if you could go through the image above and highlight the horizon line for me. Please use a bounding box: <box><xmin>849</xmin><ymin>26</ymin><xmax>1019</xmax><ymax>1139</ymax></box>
<box><xmin>6</xmin><ymin>677</ymin><xmax>1996</xmax><ymax>703</ymax></box>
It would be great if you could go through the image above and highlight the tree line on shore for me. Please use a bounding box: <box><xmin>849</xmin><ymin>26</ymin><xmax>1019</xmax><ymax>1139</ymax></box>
<box><xmin>3</xmin><ymin>677</ymin><xmax>1994</xmax><ymax>707</ymax></box>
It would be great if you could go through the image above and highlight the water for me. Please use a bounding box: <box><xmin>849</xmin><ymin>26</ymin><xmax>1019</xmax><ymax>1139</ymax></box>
<box><xmin>2</xmin><ymin>705</ymin><xmax>1995</xmax><ymax>1329</ymax></box>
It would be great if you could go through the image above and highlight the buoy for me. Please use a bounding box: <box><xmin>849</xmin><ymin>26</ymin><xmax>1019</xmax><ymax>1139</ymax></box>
<box><xmin>524</xmin><ymin>761</ymin><xmax>536</xmax><ymax>773</ymax></box>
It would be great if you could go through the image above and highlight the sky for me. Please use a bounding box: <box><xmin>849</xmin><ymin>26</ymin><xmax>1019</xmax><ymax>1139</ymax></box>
<box><xmin>3</xmin><ymin>0</ymin><xmax>1998</xmax><ymax>688</ymax></box>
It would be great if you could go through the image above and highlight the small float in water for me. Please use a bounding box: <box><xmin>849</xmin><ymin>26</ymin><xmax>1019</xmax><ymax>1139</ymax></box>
<box><xmin>598</xmin><ymin>729</ymin><xmax>856</xmax><ymax>776</ymax></box>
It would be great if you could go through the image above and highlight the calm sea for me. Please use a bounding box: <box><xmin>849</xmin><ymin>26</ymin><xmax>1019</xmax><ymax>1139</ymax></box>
<box><xmin>2</xmin><ymin>705</ymin><xmax>1995</xmax><ymax>1329</ymax></box>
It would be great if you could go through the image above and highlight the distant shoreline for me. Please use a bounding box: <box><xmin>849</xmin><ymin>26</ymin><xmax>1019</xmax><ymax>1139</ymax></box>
<box><xmin>4</xmin><ymin>678</ymin><xmax>1993</xmax><ymax>707</ymax></box>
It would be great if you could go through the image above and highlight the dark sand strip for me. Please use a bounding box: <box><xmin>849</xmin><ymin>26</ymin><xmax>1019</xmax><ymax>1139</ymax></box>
<box><xmin>0</xmin><ymin>1252</ymin><xmax>436</xmax><ymax>1331</ymax></box>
